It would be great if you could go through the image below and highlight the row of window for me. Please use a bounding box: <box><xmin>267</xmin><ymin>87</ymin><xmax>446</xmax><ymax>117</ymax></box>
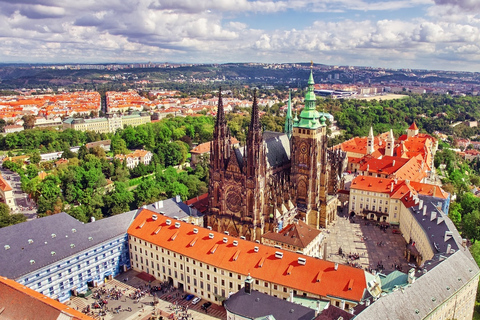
<box><xmin>23</xmin><ymin>238</ymin><xmax>125</xmax><ymax>284</ymax></box>
<box><xmin>131</xmin><ymin>241</ymin><xmax>312</xmax><ymax>300</ymax></box>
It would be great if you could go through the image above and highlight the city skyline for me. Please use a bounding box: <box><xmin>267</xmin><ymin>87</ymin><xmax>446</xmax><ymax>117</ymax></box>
<box><xmin>0</xmin><ymin>0</ymin><xmax>479</xmax><ymax>71</ymax></box>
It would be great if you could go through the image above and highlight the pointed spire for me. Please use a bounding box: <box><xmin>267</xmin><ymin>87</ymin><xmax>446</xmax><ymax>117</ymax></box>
<box><xmin>308</xmin><ymin>63</ymin><xmax>315</xmax><ymax>85</ymax></box>
<box><xmin>284</xmin><ymin>90</ymin><xmax>293</xmax><ymax>139</ymax></box>
<box><xmin>367</xmin><ymin>126</ymin><xmax>374</xmax><ymax>154</ymax></box>
<box><xmin>250</xmin><ymin>89</ymin><xmax>261</xmax><ymax>132</ymax></box>
<box><xmin>388</xmin><ymin>129</ymin><xmax>394</xmax><ymax>140</ymax></box>
<box><xmin>216</xmin><ymin>87</ymin><xmax>225</xmax><ymax>126</ymax></box>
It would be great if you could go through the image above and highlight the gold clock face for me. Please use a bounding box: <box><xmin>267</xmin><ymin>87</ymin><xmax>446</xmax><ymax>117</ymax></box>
<box><xmin>300</xmin><ymin>143</ymin><xmax>308</xmax><ymax>154</ymax></box>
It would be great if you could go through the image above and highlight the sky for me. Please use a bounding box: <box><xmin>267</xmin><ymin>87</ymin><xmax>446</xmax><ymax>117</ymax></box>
<box><xmin>1</xmin><ymin>0</ymin><xmax>480</xmax><ymax>71</ymax></box>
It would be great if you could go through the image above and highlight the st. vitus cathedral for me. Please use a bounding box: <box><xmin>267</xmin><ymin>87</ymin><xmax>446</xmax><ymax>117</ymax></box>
<box><xmin>206</xmin><ymin>68</ymin><xmax>347</xmax><ymax>240</ymax></box>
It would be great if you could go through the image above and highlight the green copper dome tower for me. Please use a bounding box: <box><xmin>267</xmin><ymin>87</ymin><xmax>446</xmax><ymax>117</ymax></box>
<box><xmin>294</xmin><ymin>64</ymin><xmax>323</xmax><ymax>129</ymax></box>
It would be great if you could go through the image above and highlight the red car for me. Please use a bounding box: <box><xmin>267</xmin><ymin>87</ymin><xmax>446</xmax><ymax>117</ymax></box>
<box><xmin>392</xmin><ymin>229</ymin><xmax>401</xmax><ymax>234</ymax></box>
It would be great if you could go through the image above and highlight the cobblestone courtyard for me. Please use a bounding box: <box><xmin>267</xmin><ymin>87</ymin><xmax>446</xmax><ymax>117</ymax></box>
<box><xmin>324</xmin><ymin>211</ymin><xmax>411</xmax><ymax>274</ymax></box>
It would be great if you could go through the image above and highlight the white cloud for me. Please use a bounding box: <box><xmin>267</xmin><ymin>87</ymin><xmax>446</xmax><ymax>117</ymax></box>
<box><xmin>0</xmin><ymin>0</ymin><xmax>479</xmax><ymax>70</ymax></box>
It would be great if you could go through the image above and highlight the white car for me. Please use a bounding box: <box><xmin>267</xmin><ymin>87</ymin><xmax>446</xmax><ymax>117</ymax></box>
<box><xmin>191</xmin><ymin>297</ymin><xmax>201</xmax><ymax>305</ymax></box>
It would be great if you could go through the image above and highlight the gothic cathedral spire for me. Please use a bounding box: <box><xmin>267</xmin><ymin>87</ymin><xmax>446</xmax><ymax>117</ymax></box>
<box><xmin>284</xmin><ymin>90</ymin><xmax>293</xmax><ymax>139</ymax></box>
<box><xmin>246</xmin><ymin>89</ymin><xmax>263</xmax><ymax>178</ymax></box>
<box><xmin>211</xmin><ymin>88</ymin><xmax>231</xmax><ymax>171</ymax></box>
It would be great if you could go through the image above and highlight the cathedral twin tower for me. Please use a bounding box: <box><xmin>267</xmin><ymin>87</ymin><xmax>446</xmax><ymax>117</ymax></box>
<box><xmin>206</xmin><ymin>69</ymin><xmax>345</xmax><ymax>240</ymax></box>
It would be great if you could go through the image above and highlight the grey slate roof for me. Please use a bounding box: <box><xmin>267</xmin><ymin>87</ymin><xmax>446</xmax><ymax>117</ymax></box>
<box><xmin>263</xmin><ymin>131</ymin><xmax>290</xmax><ymax>168</ymax></box>
<box><xmin>225</xmin><ymin>289</ymin><xmax>316</xmax><ymax>320</ymax></box>
<box><xmin>409</xmin><ymin>195</ymin><xmax>460</xmax><ymax>254</ymax></box>
<box><xmin>355</xmin><ymin>249</ymin><xmax>480</xmax><ymax>320</ymax></box>
<box><xmin>0</xmin><ymin>210</ymin><xmax>138</xmax><ymax>279</ymax></box>
<box><xmin>144</xmin><ymin>197</ymin><xmax>199</xmax><ymax>220</ymax></box>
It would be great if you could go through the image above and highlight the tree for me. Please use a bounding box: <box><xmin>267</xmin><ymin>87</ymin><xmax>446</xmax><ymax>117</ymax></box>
<box><xmin>77</xmin><ymin>145</ymin><xmax>89</xmax><ymax>161</ymax></box>
<box><xmin>448</xmin><ymin>202</ymin><xmax>462</xmax><ymax>229</ymax></box>
<box><xmin>22</xmin><ymin>115</ymin><xmax>36</xmax><ymax>130</ymax></box>
<box><xmin>103</xmin><ymin>182</ymin><xmax>133</xmax><ymax>216</ymax></box>
<box><xmin>111</xmin><ymin>136</ymin><xmax>129</xmax><ymax>155</ymax></box>
<box><xmin>463</xmin><ymin>209</ymin><xmax>480</xmax><ymax>243</ymax></box>
<box><xmin>0</xmin><ymin>203</ymin><xmax>26</xmax><ymax>228</ymax></box>
<box><xmin>29</xmin><ymin>151</ymin><xmax>41</xmax><ymax>165</ymax></box>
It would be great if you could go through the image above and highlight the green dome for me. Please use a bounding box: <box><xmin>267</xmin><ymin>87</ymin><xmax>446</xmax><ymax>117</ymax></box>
<box><xmin>320</xmin><ymin>115</ymin><xmax>326</xmax><ymax>126</ymax></box>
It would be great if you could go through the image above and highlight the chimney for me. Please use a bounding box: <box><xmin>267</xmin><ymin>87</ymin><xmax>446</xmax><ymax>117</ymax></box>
<box><xmin>91</xmin><ymin>217</ymin><xmax>96</xmax><ymax>222</ymax></box>
<box><xmin>157</xmin><ymin>200</ymin><xmax>163</xmax><ymax>209</ymax></box>
<box><xmin>423</xmin><ymin>205</ymin><xmax>427</xmax><ymax>216</ymax></box>
<box><xmin>390</xmin><ymin>182</ymin><xmax>394</xmax><ymax>193</ymax></box>
<box><xmin>446</xmin><ymin>244</ymin><xmax>452</xmax><ymax>254</ymax></box>
<box><xmin>367</xmin><ymin>164</ymin><xmax>370</xmax><ymax>171</ymax></box>
<box><xmin>175</xmin><ymin>195</ymin><xmax>181</xmax><ymax>203</ymax></box>
<box><xmin>334</xmin><ymin>263</ymin><xmax>339</xmax><ymax>270</ymax></box>
<box><xmin>392</xmin><ymin>160</ymin><xmax>395</xmax><ymax>167</ymax></box>
<box><xmin>290</xmin><ymin>290</ymin><xmax>294</xmax><ymax>302</ymax></box>
<box><xmin>419</xmin><ymin>200</ymin><xmax>424</xmax><ymax>210</ymax></box>
<box><xmin>365</xmin><ymin>299</ymin><xmax>371</xmax><ymax>307</ymax></box>
<box><xmin>341</xmin><ymin>300</ymin><xmax>346</xmax><ymax>310</ymax></box>
<box><xmin>408</xmin><ymin>268</ymin><xmax>416</xmax><ymax>284</ymax></box>
<box><xmin>315</xmin><ymin>301</ymin><xmax>321</xmax><ymax>317</ymax></box>
<box><xmin>244</xmin><ymin>274</ymin><xmax>253</xmax><ymax>295</ymax></box>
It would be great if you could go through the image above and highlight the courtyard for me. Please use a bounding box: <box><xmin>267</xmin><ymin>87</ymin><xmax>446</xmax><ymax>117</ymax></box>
<box><xmin>67</xmin><ymin>269</ymin><xmax>225</xmax><ymax>320</ymax></box>
<box><xmin>323</xmin><ymin>210</ymin><xmax>411</xmax><ymax>274</ymax></box>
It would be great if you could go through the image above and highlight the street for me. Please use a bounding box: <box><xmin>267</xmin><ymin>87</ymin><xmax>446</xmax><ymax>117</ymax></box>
<box><xmin>0</xmin><ymin>167</ymin><xmax>38</xmax><ymax>219</ymax></box>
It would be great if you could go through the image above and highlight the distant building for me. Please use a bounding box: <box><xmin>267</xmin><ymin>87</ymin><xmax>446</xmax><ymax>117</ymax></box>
<box><xmin>0</xmin><ymin>211</ymin><xmax>137</xmax><ymax>302</ymax></box>
<box><xmin>0</xmin><ymin>174</ymin><xmax>14</xmax><ymax>210</ymax></box>
<box><xmin>34</xmin><ymin>117</ymin><xmax>62</xmax><ymax>128</ymax></box>
<box><xmin>4</xmin><ymin>125</ymin><xmax>24</xmax><ymax>133</ymax></box>
<box><xmin>63</xmin><ymin>112</ymin><xmax>151</xmax><ymax>133</ymax></box>
<box><xmin>143</xmin><ymin>195</ymin><xmax>204</xmax><ymax>226</ymax></box>
<box><xmin>190</xmin><ymin>137</ymin><xmax>239</xmax><ymax>165</ymax></box>
<box><xmin>337</xmin><ymin>123</ymin><xmax>437</xmax><ymax>180</ymax></box>
<box><xmin>114</xmin><ymin>149</ymin><xmax>153</xmax><ymax>169</ymax></box>
<box><xmin>85</xmin><ymin>140</ymin><xmax>111</xmax><ymax>152</ymax></box>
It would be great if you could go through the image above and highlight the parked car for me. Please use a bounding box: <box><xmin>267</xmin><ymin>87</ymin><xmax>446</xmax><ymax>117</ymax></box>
<box><xmin>392</xmin><ymin>229</ymin><xmax>401</xmax><ymax>234</ymax></box>
<box><xmin>202</xmin><ymin>302</ymin><xmax>212</xmax><ymax>310</ymax></box>
<box><xmin>192</xmin><ymin>297</ymin><xmax>201</xmax><ymax>305</ymax></box>
<box><xmin>185</xmin><ymin>294</ymin><xmax>195</xmax><ymax>301</ymax></box>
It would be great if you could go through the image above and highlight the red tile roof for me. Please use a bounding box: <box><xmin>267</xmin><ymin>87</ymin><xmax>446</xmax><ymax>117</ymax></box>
<box><xmin>351</xmin><ymin>176</ymin><xmax>449</xmax><ymax>200</ymax></box>
<box><xmin>0</xmin><ymin>174</ymin><xmax>12</xmax><ymax>192</ymax></box>
<box><xmin>408</xmin><ymin>122</ymin><xmax>418</xmax><ymax>130</ymax></box>
<box><xmin>262</xmin><ymin>220</ymin><xmax>321</xmax><ymax>249</ymax></box>
<box><xmin>128</xmin><ymin>209</ymin><xmax>367</xmax><ymax>302</ymax></box>
<box><xmin>191</xmin><ymin>137</ymin><xmax>240</xmax><ymax>154</ymax></box>
<box><xmin>184</xmin><ymin>193</ymin><xmax>209</xmax><ymax>214</ymax></box>
<box><xmin>0</xmin><ymin>276</ymin><xmax>94</xmax><ymax>320</ymax></box>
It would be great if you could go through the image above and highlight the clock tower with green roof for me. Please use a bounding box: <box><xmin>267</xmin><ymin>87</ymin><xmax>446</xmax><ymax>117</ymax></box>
<box><xmin>291</xmin><ymin>65</ymin><xmax>330</xmax><ymax>228</ymax></box>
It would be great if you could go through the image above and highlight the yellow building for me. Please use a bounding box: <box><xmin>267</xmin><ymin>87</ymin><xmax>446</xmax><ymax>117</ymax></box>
<box><xmin>62</xmin><ymin>112</ymin><xmax>150</xmax><ymax>133</ymax></box>
<box><xmin>127</xmin><ymin>208</ymin><xmax>368</xmax><ymax>310</ymax></box>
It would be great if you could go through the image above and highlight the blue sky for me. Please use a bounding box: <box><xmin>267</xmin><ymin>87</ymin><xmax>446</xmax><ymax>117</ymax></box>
<box><xmin>0</xmin><ymin>0</ymin><xmax>479</xmax><ymax>71</ymax></box>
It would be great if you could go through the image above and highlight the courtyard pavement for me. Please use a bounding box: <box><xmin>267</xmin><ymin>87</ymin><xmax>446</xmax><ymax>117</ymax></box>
<box><xmin>323</xmin><ymin>209</ymin><xmax>411</xmax><ymax>274</ymax></box>
<box><xmin>68</xmin><ymin>269</ymin><xmax>224</xmax><ymax>320</ymax></box>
